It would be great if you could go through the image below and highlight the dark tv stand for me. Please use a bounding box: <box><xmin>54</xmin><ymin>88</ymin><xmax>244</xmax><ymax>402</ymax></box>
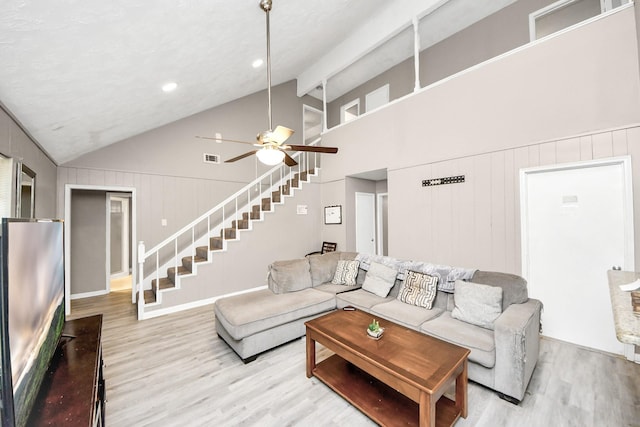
<box><xmin>27</xmin><ymin>314</ymin><xmax>105</xmax><ymax>427</ymax></box>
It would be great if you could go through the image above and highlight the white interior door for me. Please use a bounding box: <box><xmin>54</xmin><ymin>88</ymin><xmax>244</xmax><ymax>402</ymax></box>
<box><xmin>356</xmin><ymin>192</ymin><xmax>376</xmax><ymax>254</ymax></box>
<box><xmin>521</xmin><ymin>157</ymin><xmax>634</xmax><ymax>355</ymax></box>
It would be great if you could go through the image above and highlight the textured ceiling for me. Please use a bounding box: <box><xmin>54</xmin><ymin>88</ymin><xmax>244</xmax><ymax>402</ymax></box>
<box><xmin>0</xmin><ymin>0</ymin><xmax>512</xmax><ymax>164</ymax></box>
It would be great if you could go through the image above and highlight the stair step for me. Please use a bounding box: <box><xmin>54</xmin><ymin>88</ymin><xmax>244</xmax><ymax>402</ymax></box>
<box><xmin>182</xmin><ymin>255</ymin><xmax>207</xmax><ymax>271</ymax></box>
<box><xmin>251</xmin><ymin>205</ymin><xmax>262</xmax><ymax>219</ymax></box>
<box><xmin>261</xmin><ymin>198</ymin><xmax>271</xmax><ymax>211</ymax></box>
<box><xmin>144</xmin><ymin>289</ymin><xmax>156</xmax><ymax>304</ymax></box>
<box><xmin>272</xmin><ymin>190</ymin><xmax>281</xmax><ymax>203</ymax></box>
<box><xmin>210</xmin><ymin>236</ymin><xmax>224</xmax><ymax>250</ymax></box>
<box><xmin>167</xmin><ymin>266</ymin><xmax>189</xmax><ymax>282</ymax></box>
<box><xmin>151</xmin><ymin>277</ymin><xmax>175</xmax><ymax>291</ymax></box>
<box><xmin>196</xmin><ymin>245</ymin><xmax>209</xmax><ymax>259</ymax></box>
<box><xmin>290</xmin><ymin>177</ymin><xmax>300</xmax><ymax>188</ymax></box>
<box><xmin>281</xmin><ymin>183</ymin><xmax>291</xmax><ymax>196</ymax></box>
<box><xmin>223</xmin><ymin>227</ymin><xmax>236</xmax><ymax>240</ymax></box>
<box><xmin>232</xmin><ymin>219</ymin><xmax>249</xmax><ymax>230</ymax></box>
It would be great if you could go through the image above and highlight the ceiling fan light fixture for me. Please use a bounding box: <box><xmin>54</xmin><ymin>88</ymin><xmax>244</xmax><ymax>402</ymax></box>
<box><xmin>256</xmin><ymin>146</ymin><xmax>285</xmax><ymax>165</ymax></box>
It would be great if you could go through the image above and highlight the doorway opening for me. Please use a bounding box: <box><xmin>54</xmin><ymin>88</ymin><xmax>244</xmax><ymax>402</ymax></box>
<box><xmin>64</xmin><ymin>184</ymin><xmax>137</xmax><ymax>316</ymax></box>
<box><xmin>346</xmin><ymin>169</ymin><xmax>388</xmax><ymax>255</ymax></box>
<box><xmin>108</xmin><ymin>193</ymin><xmax>132</xmax><ymax>291</ymax></box>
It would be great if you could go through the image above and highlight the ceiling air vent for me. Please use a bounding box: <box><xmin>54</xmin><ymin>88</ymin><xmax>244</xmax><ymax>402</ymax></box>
<box><xmin>203</xmin><ymin>153</ymin><xmax>221</xmax><ymax>164</ymax></box>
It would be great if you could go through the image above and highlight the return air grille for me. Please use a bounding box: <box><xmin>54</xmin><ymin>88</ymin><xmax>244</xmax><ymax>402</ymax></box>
<box><xmin>203</xmin><ymin>153</ymin><xmax>221</xmax><ymax>164</ymax></box>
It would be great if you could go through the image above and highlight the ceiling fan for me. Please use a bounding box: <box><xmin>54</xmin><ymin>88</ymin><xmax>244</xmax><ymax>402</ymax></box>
<box><xmin>197</xmin><ymin>0</ymin><xmax>338</xmax><ymax>167</ymax></box>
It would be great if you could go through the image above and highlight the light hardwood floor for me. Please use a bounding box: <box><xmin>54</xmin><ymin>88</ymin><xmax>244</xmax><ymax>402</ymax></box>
<box><xmin>69</xmin><ymin>291</ymin><xmax>640</xmax><ymax>427</ymax></box>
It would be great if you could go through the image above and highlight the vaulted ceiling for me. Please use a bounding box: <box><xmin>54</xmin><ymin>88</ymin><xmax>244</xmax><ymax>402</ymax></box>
<box><xmin>0</xmin><ymin>0</ymin><xmax>515</xmax><ymax>164</ymax></box>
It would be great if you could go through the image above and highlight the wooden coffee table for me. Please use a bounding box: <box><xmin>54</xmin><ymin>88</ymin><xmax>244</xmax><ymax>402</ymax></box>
<box><xmin>305</xmin><ymin>309</ymin><xmax>470</xmax><ymax>427</ymax></box>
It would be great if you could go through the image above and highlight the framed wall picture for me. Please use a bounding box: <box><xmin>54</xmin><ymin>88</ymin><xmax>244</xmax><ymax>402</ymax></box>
<box><xmin>324</xmin><ymin>205</ymin><xmax>342</xmax><ymax>224</ymax></box>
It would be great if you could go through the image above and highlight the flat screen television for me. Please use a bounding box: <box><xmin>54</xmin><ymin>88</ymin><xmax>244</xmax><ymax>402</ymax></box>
<box><xmin>0</xmin><ymin>219</ymin><xmax>65</xmax><ymax>427</ymax></box>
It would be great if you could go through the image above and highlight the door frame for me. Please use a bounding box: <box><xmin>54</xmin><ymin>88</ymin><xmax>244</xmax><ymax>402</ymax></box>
<box><xmin>520</xmin><ymin>156</ymin><xmax>634</xmax><ymax>279</ymax></box>
<box><xmin>376</xmin><ymin>192</ymin><xmax>388</xmax><ymax>256</ymax></box>
<box><xmin>106</xmin><ymin>193</ymin><xmax>132</xmax><ymax>281</ymax></box>
<box><xmin>64</xmin><ymin>184</ymin><xmax>137</xmax><ymax>316</ymax></box>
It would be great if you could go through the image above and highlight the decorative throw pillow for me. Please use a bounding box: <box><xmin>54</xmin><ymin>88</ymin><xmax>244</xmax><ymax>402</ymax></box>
<box><xmin>331</xmin><ymin>260</ymin><xmax>360</xmax><ymax>286</ymax></box>
<box><xmin>397</xmin><ymin>270</ymin><xmax>438</xmax><ymax>309</ymax></box>
<box><xmin>451</xmin><ymin>280</ymin><xmax>503</xmax><ymax>330</ymax></box>
<box><xmin>362</xmin><ymin>262</ymin><xmax>398</xmax><ymax>298</ymax></box>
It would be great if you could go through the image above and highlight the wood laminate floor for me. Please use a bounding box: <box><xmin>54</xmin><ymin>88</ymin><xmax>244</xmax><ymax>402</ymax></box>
<box><xmin>70</xmin><ymin>291</ymin><xmax>640</xmax><ymax>427</ymax></box>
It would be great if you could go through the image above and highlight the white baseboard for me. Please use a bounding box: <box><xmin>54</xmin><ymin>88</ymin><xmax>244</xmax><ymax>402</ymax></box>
<box><xmin>139</xmin><ymin>285</ymin><xmax>268</xmax><ymax>320</ymax></box>
<box><xmin>71</xmin><ymin>289</ymin><xmax>109</xmax><ymax>300</ymax></box>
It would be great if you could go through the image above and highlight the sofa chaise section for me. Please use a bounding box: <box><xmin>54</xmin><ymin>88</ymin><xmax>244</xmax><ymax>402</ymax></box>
<box><xmin>214</xmin><ymin>252</ymin><xmax>358</xmax><ymax>362</ymax></box>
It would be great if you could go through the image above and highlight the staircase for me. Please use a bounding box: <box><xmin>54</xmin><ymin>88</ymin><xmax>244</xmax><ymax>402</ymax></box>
<box><xmin>136</xmin><ymin>147</ymin><xmax>321</xmax><ymax>320</ymax></box>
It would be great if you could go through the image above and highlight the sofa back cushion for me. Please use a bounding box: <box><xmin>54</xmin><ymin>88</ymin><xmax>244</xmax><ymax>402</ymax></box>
<box><xmin>308</xmin><ymin>251</ymin><xmax>357</xmax><ymax>286</ymax></box>
<box><xmin>267</xmin><ymin>258</ymin><xmax>312</xmax><ymax>294</ymax></box>
<box><xmin>470</xmin><ymin>271</ymin><xmax>528</xmax><ymax>311</ymax></box>
<box><xmin>308</xmin><ymin>252</ymin><xmax>341</xmax><ymax>286</ymax></box>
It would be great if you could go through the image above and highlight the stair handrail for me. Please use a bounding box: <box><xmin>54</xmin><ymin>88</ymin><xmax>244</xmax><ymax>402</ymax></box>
<box><xmin>141</xmin><ymin>138</ymin><xmax>321</xmax><ymax>259</ymax></box>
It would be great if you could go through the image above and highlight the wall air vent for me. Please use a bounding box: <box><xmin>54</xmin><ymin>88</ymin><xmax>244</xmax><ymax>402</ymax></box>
<box><xmin>203</xmin><ymin>153</ymin><xmax>221</xmax><ymax>164</ymax></box>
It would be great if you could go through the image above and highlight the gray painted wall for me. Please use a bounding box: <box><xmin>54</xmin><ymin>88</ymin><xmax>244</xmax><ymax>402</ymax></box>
<box><xmin>320</xmin><ymin>7</ymin><xmax>640</xmax><ymax>273</ymax></box>
<box><xmin>70</xmin><ymin>189</ymin><xmax>107</xmax><ymax>295</ymax></box>
<box><xmin>327</xmin><ymin>0</ymin><xmax>558</xmax><ymax>128</ymax></box>
<box><xmin>58</xmin><ymin>80</ymin><xmax>325</xmax><ymax>302</ymax></box>
<box><xmin>0</xmin><ymin>107</ymin><xmax>57</xmax><ymax>218</ymax></box>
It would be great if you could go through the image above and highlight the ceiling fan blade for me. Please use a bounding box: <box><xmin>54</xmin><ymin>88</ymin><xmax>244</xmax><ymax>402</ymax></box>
<box><xmin>196</xmin><ymin>135</ymin><xmax>256</xmax><ymax>145</ymax></box>
<box><xmin>225</xmin><ymin>150</ymin><xmax>258</xmax><ymax>163</ymax></box>
<box><xmin>285</xmin><ymin>145</ymin><xmax>338</xmax><ymax>154</ymax></box>
<box><xmin>283</xmin><ymin>151</ymin><xmax>298</xmax><ymax>167</ymax></box>
<box><xmin>271</xmin><ymin>125</ymin><xmax>294</xmax><ymax>145</ymax></box>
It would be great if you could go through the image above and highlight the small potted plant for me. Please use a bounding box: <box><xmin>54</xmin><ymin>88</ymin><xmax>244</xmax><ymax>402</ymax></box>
<box><xmin>367</xmin><ymin>319</ymin><xmax>384</xmax><ymax>339</ymax></box>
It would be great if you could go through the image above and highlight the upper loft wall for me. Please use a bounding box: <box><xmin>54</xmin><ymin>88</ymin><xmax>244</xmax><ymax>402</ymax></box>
<box><xmin>320</xmin><ymin>6</ymin><xmax>640</xmax><ymax>182</ymax></box>
<box><xmin>0</xmin><ymin>107</ymin><xmax>57</xmax><ymax>217</ymax></box>
<box><xmin>326</xmin><ymin>0</ymin><xmax>557</xmax><ymax>128</ymax></box>
<box><xmin>420</xmin><ymin>0</ymin><xmax>556</xmax><ymax>84</ymax></box>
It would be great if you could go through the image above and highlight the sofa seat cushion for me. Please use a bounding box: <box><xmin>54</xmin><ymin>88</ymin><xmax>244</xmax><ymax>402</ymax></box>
<box><xmin>336</xmin><ymin>288</ymin><xmax>394</xmax><ymax>310</ymax></box>
<box><xmin>314</xmin><ymin>283</ymin><xmax>362</xmax><ymax>295</ymax></box>
<box><xmin>214</xmin><ymin>288</ymin><xmax>335</xmax><ymax>340</ymax></box>
<box><xmin>421</xmin><ymin>311</ymin><xmax>496</xmax><ymax>368</ymax></box>
<box><xmin>370</xmin><ymin>300</ymin><xmax>444</xmax><ymax>330</ymax></box>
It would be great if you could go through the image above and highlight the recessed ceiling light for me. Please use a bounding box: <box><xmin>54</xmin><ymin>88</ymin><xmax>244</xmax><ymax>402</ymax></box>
<box><xmin>252</xmin><ymin>59</ymin><xmax>263</xmax><ymax>68</ymax></box>
<box><xmin>162</xmin><ymin>82</ymin><xmax>178</xmax><ymax>93</ymax></box>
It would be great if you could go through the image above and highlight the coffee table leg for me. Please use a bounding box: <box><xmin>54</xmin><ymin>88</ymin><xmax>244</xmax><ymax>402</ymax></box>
<box><xmin>456</xmin><ymin>359</ymin><xmax>468</xmax><ymax>418</ymax></box>
<box><xmin>419</xmin><ymin>391</ymin><xmax>436</xmax><ymax>427</ymax></box>
<box><xmin>306</xmin><ymin>333</ymin><xmax>316</xmax><ymax>378</ymax></box>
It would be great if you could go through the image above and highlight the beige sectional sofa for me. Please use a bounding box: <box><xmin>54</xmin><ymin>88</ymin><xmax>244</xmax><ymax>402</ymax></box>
<box><xmin>214</xmin><ymin>251</ymin><xmax>542</xmax><ymax>403</ymax></box>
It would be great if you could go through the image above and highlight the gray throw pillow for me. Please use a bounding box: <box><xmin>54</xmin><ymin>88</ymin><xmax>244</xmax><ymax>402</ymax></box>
<box><xmin>470</xmin><ymin>271</ymin><xmax>528</xmax><ymax>311</ymax></box>
<box><xmin>397</xmin><ymin>271</ymin><xmax>438</xmax><ymax>309</ymax></box>
<box><xmin>451</xmin><ymin>280</ymin><xmax>502</xmax><ymax>330</ymax></box>
<box><xmin>331</xmin><ymin>260</ymin><xmax>360</xmax><ymax>286</ymax></box>
<box><xmin>267</xmin><ymin>258</ymin><xmax>312</xmax><ymax>294</ymax></box>
<box><xmin>362</xmin><ymin>262</ymin><xmax>398</xmax><ymax>298</ymax></box>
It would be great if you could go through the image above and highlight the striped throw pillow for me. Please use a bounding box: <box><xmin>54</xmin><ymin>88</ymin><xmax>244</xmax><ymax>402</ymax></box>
<box><xmin>397</xmin><ymin>270</ymin><xmax>438</xmax><ymax>309</ymax></box>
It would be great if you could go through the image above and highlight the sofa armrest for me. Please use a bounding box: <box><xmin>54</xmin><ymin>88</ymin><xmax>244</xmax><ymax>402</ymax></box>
<box><xmin>493</xmin><ymin>298</ymin><xmax>542</xmax><ymax>402</ymax></box>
